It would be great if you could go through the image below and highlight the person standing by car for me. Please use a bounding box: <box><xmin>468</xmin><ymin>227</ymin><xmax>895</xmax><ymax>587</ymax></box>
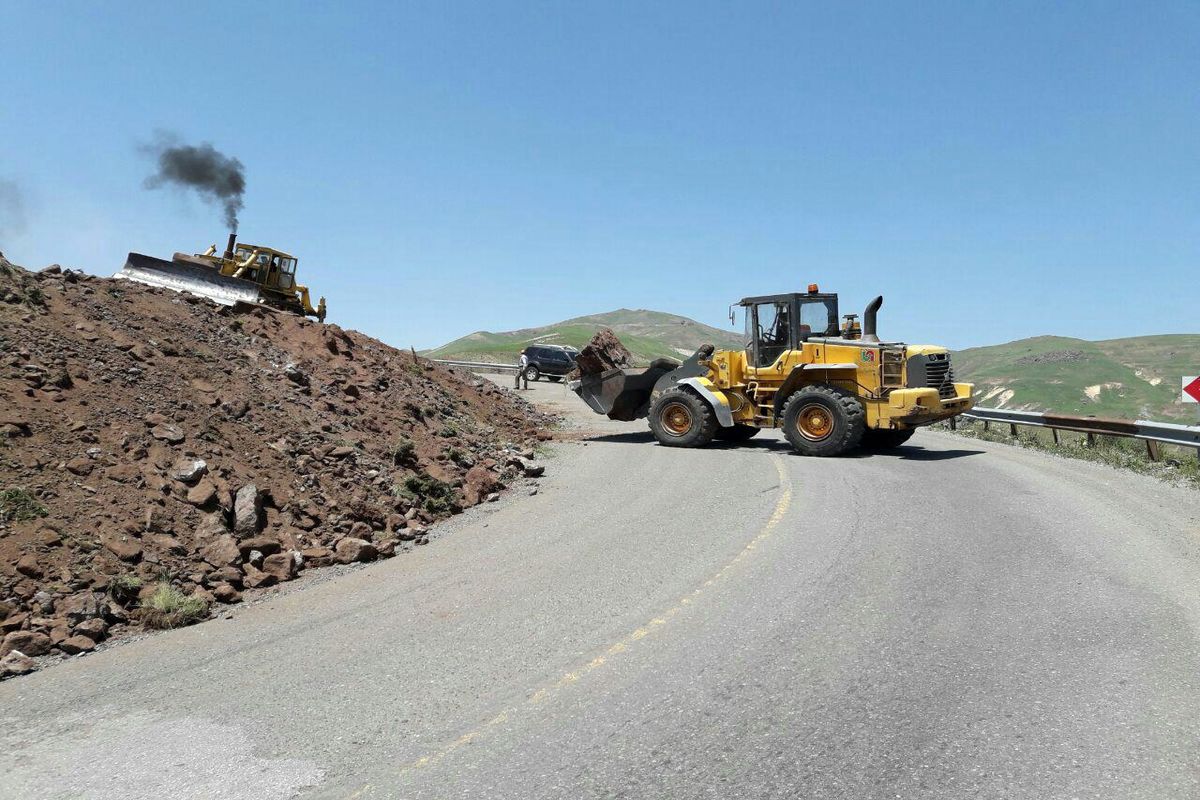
<box><xmin>516</xmin><ymin>348</ymin><xmax>529</xmax><ymax>388</ymax></box>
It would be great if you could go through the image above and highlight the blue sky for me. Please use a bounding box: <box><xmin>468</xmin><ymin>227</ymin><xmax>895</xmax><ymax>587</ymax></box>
<box><xmin>1</xmin><ymin>1</ymin><xmax>1197</xmax><ymax>350</ymax></box>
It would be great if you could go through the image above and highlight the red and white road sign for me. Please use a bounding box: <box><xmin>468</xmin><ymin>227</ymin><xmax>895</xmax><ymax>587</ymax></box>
<box><xmin>1184</xmin><ymin>376</ymin><xmax>1200</xmax><ymax>404</ymax></box>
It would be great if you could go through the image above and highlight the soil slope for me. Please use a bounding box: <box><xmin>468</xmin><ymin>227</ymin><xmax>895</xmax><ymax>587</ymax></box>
<box><xmin>0</xmin><ymin>253</ymin><xmax>553</xmax><ymax>674</ymax></box>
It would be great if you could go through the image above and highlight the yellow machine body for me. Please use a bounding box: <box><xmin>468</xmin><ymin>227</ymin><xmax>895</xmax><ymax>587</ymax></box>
<box><xmin>118</xmin><ymin>235</ymin><xmax>326</xmax><ymax>322</ymax></box>
<box><xmin>704</xmin><ymin>342</ymin><xmax>971</xmax><ymax>431</ymax></box>
<box><xmin>570</xmin><ymin>288</ymin><xmax>974</xmax><ymax>456</ymax></box>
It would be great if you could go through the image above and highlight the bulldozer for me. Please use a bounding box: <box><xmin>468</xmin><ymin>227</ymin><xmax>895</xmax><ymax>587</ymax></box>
<box><xmin>569</xmin><ymin>287</ymin><xmax>973</xmax><ymax>456</ymax></box>
<box><xmin>118</xmin><ymin>233</ymin><xmax>326</xmax><ymax>322</ymax></box>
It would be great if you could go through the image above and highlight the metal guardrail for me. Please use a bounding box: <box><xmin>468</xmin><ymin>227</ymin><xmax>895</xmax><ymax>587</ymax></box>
<box><xmin>958</xmin><ymin>406</ymin><xmax>1200</xmax><ymax>461</ymax></box>
<box><xmin>431</xmin><ymin>359</ymin><xmax>521</xmax><ymax>375</ymax></box>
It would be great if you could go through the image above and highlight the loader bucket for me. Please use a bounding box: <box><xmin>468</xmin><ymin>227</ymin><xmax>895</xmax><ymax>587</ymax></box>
<box><xmin>570</xmin><ymin>358</ymin><xmax>680</xmax><ymax>422</ymax></box>
<box><xmin>116</xmin><ymin>253</ymin><xmax>263</xmax><ymax>308</ymax></box>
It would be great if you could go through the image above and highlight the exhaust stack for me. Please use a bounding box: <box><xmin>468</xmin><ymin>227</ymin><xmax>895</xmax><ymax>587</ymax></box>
<box><xmin>223</xmin><ymin>232</ymin><xmax>237</xmax><ymax>260</ymax></box>
<box><xmin>862</xmin><ymin>295</ymin><xmax>883</xmax><ymax>343</ymax></box>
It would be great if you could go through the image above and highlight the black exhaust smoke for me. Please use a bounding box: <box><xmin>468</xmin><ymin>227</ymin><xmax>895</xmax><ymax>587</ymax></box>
<box><xmin>862</xmin><ymin>295</ymin><xmax>883</xmax><ymax>343</ymax></box>
<box><xmin>141</xmin><ymin>132</ymin><xmax>246</xmax><ymax>232</ymax></box>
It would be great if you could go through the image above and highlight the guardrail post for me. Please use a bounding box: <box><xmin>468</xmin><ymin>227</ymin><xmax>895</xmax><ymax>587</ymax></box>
<box><xmin>1009</xmin><ymin>423</ymin><xmax>1018</xmax><ymax>438</ymax></box>
<box><xmin>949</xmin><ymin>417</ymin><xmax>956</xmax><ymax>431</ymax></box>
<box><xmin>983</xmin><ymin>420</ymin><xmax>990</xmax><ymax>433</ymax></box>
<box><xmin>1145</xmin><ymin>440</ymin><xmax>1160</xmax><ymax>462</ymax></box>
<box><xmin>1051</xmin><ymin>428</ymin><xmax>1060</xmax><ymax>445</ymax></box>
<box><xmin>1085</xmin><ymin>432</ymin><xmax>1096</xmax><ymax>448</ymax></box>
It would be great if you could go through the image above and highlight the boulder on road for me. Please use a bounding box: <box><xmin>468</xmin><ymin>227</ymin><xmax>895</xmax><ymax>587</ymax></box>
<box><xmin>0</xmin><ymin>650</ymin><xmax>36</xmax><ymax>676</ymax></box>
<box><xmin>241</xmin><ymin>564</ymin><xmax>277</xmax><ymax>589</ymax></box>
<box><xmin>334</xmin><ymin>537</ymin><xmax>377</xmax><ymax>564</ymax></box>
<box><xmin>58</xmin><ymin>635</ymin><xmax>96</xmax><ymax>655</ymax></box>
<box><xmin>261</xmin><ymin>552</ymin><xmax>296</xmax><ymax>582</ymax></box>
<box><xmin>212</xmin><ymin>583</ymin><xmax>242</xmax><ymax>604</ymax></box>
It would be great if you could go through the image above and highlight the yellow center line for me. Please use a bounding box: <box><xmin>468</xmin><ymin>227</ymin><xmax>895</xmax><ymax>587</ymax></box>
<box><xmin>364</xmin><ymin>453</ymin><xmax>794</xmax><ymax>793</ymax></box>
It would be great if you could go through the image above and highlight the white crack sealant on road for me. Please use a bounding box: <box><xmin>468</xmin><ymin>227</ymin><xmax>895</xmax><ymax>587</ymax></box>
<box><xmin>0</xmin><ymin>710</ymin><xmax>324</xmax><ymax>800</ymax></box>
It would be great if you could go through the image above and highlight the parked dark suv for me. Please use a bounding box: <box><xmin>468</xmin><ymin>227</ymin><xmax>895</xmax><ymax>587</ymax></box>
<box><xmin>520</xmin><ymin>344</ymin><xmax>579</xmax><ymax>382</ymax></box>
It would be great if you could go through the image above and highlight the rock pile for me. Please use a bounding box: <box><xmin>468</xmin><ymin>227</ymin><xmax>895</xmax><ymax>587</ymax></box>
<box><xmin>0</xmin><ymin>255</ymin><xmax>556</xmax><ymax>676</ymax></box>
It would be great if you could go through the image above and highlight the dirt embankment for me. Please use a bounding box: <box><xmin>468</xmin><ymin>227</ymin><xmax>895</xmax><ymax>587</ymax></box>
<box><xmin>0</xmin><ymin>254</ymin><xmax>555</xmax><ymax>675</ymax></box>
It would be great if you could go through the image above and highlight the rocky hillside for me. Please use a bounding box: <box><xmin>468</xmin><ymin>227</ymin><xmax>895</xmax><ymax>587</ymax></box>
<box><xmin>426</xmin><ymin>308</ymin><xmax>744</xmax><ymax>365</ymax></box>
<box><xmin>953</xmin><ymin>334</ymin><xmax>1200</xmax><ymax>421</ymax></box>
<box><xmin>0</xmin><ymin>253</ymin><xmax>554</xmax><ymax>677</ymax></box>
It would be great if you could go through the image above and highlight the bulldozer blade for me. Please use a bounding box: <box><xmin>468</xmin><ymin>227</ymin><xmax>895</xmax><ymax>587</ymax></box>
<box><xmin>116</xmin><ymin>253</ymin><xmax>263</xmax><ymax>308</ymax></box>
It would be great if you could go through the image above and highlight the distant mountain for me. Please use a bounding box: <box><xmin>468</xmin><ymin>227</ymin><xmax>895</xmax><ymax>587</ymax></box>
<box><xmin>426</xmin><ymin>309</ymin><xmax>744</xmax><ymax>365</ymax></box>
<box><xmin>953</xmin><ymin>335</ymin><xmax>1200</xmax><ymax>422</ymax></box>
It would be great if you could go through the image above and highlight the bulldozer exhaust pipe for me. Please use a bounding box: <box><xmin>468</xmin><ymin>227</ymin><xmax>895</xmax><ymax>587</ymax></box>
<box><xmin>862</xmin><ymin>295</ymin><xmax>883</xmax><ymax>343</ymax></box>
<box><xmin>224</xmin><ymin>232</ymin><xmax>237</xmax><ymax>260</ymax></box>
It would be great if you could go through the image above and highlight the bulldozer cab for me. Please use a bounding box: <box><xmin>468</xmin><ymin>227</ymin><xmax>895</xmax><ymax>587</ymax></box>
<box><xmin>233</xmin><ymin>245</ymin><xmax>297</xmax><ymax>291</ymax></box>
<box><xmin>739</xmin><ymin>291</ymin><xmax>839</xmax><ymax>367</ymax></box>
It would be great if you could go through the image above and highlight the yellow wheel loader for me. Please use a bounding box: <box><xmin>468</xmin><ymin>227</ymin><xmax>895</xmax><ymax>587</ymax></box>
<box><xmin>569</xmin><ymin>287</ymin><xmax>973</xmax><ymax>456</ymax></box>
<box><xmin>118</xmin><ymin>233</ymin><xmax>326</xmax><ymax>322</ymax></box>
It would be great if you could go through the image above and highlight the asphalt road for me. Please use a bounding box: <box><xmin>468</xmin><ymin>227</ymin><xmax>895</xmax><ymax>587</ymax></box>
<box><xmin>3</xmin><ymin>376</ymin><xmax>1200</xmax><ymax>799</ymax></box>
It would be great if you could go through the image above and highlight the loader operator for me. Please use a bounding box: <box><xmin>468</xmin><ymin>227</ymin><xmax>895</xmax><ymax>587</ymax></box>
<box><xmin>758</xmin><ymin>304</ymin><xmax>791</xmax><ymax>366</ymax></box>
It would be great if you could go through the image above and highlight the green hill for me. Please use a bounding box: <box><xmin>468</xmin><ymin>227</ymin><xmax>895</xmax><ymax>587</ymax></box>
<box><xmin>426</xmin><ymin>309</ymin><xmax>744</xmax><ymax>365</ymax></box>
<box><xmin>953</xmin><ymin>334</ymin><xmax>1200</xmax><ymax>422</ymax></box>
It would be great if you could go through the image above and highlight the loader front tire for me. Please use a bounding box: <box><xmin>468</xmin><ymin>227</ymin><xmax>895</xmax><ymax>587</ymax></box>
<box><xmin>649</xmin><ymin>388</ymin><xmax>717</xmax><ymax>448</ymax></box>
<box><xmin>781</xmin><ymin>385</ymin><xmax>865</xmax><ymax>457</ymax></box>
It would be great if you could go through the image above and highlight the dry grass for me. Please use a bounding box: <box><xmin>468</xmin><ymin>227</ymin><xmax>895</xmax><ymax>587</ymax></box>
<box><xmin>139</xmin><ymin>582</ymin><xmax>209</xmax><ymax>629</ymax></box>
<box><xmin>938</xmin><ymin>419</ymin><xmax>1200</xmax><ymax>489</ymax></box>
<box><xmin>0</xmin><ymin>487</ymin><xmax>48</xmax><ymax>522</ymax></box>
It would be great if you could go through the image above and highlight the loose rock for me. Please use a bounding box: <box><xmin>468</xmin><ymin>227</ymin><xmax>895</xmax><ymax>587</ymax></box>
<box><xmin>334</xmin><ymin>537</ymin><xmax>377</xmax><ymax>564</ymax></box>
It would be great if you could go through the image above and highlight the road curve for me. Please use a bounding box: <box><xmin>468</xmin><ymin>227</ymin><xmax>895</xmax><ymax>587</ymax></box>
<box><xmin>3</xmin><ymin>378</ymin><xmax>1199</xmax><ymax>799</ymax></box>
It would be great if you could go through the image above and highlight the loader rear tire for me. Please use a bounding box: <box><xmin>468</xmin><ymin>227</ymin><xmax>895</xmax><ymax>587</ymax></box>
<box><xmin>715</xmin><ymin>424</ymin><xmax>760</xmax><ymax>442</ymax></box>
<box><xmin>860</xmin><ymin>428</ymin><xmax>916</xmax><ymax>450</ymax></box>
<box><xmin>781</xmin><ymin>385</ymin><xmax>865</xmax><ymax>457</ymax></box>
<box><xmin>649</xmin><ymin>388</ymin><xmax>717</xmax><ymax>448</ymax></box>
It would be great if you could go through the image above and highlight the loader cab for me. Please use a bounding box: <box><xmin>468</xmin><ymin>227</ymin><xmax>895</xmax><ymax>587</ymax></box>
<box><xmin>739</xmin><ymin>290</ymin><xmax>839</xmax><ymax>367</ymax></box>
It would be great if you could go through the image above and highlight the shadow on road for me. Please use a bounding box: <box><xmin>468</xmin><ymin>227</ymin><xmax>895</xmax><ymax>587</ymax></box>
<box><xmin>873</xmin><ymin>447</ymin><xmax>986</xmax><ymax>461</ymax></box>
<box><xmin>583</xmin><ymin>431</ymin><xmax>986</xmax><ymax>460</ymax></box>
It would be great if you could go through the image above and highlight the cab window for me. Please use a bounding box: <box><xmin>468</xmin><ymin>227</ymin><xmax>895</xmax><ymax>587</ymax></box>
<box><xmin>277</xmin><ymin>258</ymin><xmax>296</xmax><ymax>289</ymax></box>
<box><xmin>799</xmin><ymin>299</ymin><xmax>838</xmax><ymax>340</ymax></box>
<box><xmin>753</xmin><ymin>301</ymin><xmax>791</xmax><ymax>367</ymax></box>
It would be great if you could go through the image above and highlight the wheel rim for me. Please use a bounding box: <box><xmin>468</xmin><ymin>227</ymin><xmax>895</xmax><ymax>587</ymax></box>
<box><xmin>660</xmin><ymin>401</ymin><xmax>693</xmax><ymax>436</ymax></box>
<box><xmin>795</xmin><ymin>403</ymin><xmax>835</xmax><ymax>441</ymax></box>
